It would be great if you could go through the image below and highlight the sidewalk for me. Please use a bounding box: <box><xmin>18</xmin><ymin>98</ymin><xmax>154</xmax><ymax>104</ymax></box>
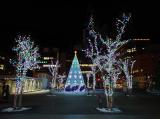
<box><xmin>0</xmin><ymin>89</ymin><xmax>50</xmax><ymax>109</ymax></box>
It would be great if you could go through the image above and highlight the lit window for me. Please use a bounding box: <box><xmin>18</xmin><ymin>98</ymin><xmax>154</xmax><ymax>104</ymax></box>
<box><xmin>43</xmin><ymin>57</ymin><xmax>54</xmax><ymax>60</ymax></box>
<box><xmin>43</xmin><ymin>57</ymin><xmax>49</xmax><ymax>60</ymax></box>
<box><xmin>43</xmin><ymin>64</ymin><xmax>56</xmax><ymax>67</ymax></box>
<box><xmin>0</xmin><ymin>64</ymin><xmax>4</xmax><ymax>70</ymax></box>
<box><xmin>127</xmin><ymin>49</ymin><xmax>131</xmax><ymax>53</ymax></box>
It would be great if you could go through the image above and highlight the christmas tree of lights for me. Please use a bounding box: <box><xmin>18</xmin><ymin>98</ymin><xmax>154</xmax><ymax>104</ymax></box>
<box><xmin>65</xmin><ymin>51</ymin><xmax>86</xmax><ymax>92</ymax></box>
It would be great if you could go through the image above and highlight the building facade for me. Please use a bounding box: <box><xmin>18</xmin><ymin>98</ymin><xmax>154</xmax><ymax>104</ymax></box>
<box><xmin>119</xmin><ymin>39</ymin><xmax>160</xmax><ymax>89</ymax></box>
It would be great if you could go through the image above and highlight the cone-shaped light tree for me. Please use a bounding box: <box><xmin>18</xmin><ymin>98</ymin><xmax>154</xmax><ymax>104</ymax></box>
<box><xmin>65</xmin><ymin>51</ymin><xmax>86</xmax><ymax>92</ymax></box>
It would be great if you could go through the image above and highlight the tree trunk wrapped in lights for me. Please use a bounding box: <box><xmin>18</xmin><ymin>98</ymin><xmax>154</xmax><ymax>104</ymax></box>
<box><xmin>119</xmin><ymin>59</ymin><xmax>136</xmax><ymax>96</ymax></box>
<box><xmin>91</xmin><ymin>66</ymin><xmax>97</xmax><ymax>92</ymax></box>
<box><xmin>10</xmin><ymin>35</ymin><xmax>40</xmax><ymax>109</ymax></box>
<box><xmin>86</xmin><ymin>73</ymin><xmax>91</xmax><ymax>88</ymax></box>
<box><xmin>49</xmin><ymin>60</ymin><xmax>60</xmax><ymax>89</ymax></box>
<box><xmin>83</xmin><ymin>13</ymin><xmax>131</xmax><ymax>111</ymax></box>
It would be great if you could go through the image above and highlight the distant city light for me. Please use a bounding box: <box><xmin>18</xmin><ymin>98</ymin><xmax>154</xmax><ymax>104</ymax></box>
<box><xmin>80</xmin><ymin>64</ymin><xmax>96</xmax><ymax>67</ymax></box>
<box><xmin>43</xmin><ymin>57</ymin><xmax>54</xmax><ymax>60</ymax></box>
<box><xmin>0</xmin><ymin>64</ymin><xmax>4</xmax><ymax>70</ymax></box>
<box><xmin>81</xmin><ymin>71</ymin><xmax>93</xmax><ymax>74</ymax></box>
<box><xmin>43</xmin><ymin>64</ymin><xmax>57</xmax><ymax>67</ymax></box>
<box><xmin>133</xmin><ymin>39</ymin><xmax>150</xmax><ymax>41</ymax></box>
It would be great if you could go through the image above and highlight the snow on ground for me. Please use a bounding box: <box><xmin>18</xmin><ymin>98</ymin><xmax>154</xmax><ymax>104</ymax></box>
<box><xmin>96</xmin><ymin>107</ymin><xmax>121</xmax><ymax>113</ymax></box>
<box><xmin>1</xmin><ymin>107</ymin><xmax>32</xmax><ymax>112</ymax></box>
<box><xmin>24</xmin><ymin>90</ymin><xmax>50</xmax><ymax>95</ymax></box>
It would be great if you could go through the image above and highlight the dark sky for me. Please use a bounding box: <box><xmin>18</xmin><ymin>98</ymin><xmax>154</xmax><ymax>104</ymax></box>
<box><xmin>0</xmin><ymin>0</ymin><xmax>160</xmax><ymax>53</ymax></box>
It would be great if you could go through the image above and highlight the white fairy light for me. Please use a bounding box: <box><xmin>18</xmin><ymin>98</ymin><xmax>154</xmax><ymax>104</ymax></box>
<box><xmin>83</xmin><ymin>13</ymin><xmax>131</xmax><ymax>98</ymax></box>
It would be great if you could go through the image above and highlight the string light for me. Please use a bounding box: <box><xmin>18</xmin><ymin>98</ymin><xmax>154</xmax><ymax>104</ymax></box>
<box><xmin>65</xmin><ymin>52</ymin><xmax>86</xmax><ymax>92</ymax></box>
<box><xmin>83</xmin><ymin>13</ymin><xmax>131</xmax><ymax>97</ymax></box>
<box><xmin>119</xmin><ymin>59</ymin><xmax>136</xmax><ymax>89</ymax></box>
<box><xmin>10</xmin><ymin>35</ymin><xmax>40</xmax><ymax>94</ymax></box>
<box><xmin>49</xmin><ymin>60</ymin><xmax>60</xmax><ymax>88</ymax></box>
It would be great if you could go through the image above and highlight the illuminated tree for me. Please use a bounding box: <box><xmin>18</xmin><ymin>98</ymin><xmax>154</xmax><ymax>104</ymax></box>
<box><xmin>11</xmin><ymin>35</ymin><xmax>40</xmax><ymax>109</ymax></box>
<box><xmin>49</xmin><ymin>60</ymin><xmax>60</xmax><ymax>88</ymax></box>
<box><xmin>83</xmin><ymin>13</ymin><xmax>131</xmax><ymax>111</ymax></box>
<box><xmin>57</xmin><ymin>73</ymin><xmax>66</xmax><ymax>91</ymax></box>
<box><xmin>82</xmin><ymin>15</ymin><xmax>101</xmax><ymax>92</ymax></box>
<box><xmin>119</xmin><ymin>59</ymin><xmax>136</xmax><ymax>96</ymax></box>
<box><xmin>86</xmin><ymin>73</ymin><xmax>91</xmax><ymax>88</ymax></box>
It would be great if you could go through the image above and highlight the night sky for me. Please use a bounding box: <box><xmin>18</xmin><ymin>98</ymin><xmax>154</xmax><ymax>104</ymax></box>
<box><xmin>0</xmin><ymin>0</ymin><xmax>160</xmax><ymax>53</ymax></box>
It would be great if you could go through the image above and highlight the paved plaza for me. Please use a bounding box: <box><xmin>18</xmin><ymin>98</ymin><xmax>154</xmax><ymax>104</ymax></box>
<box><xmin>0</xmin><ymin>90</ymin><xmax>160</xmax><ymax>119</ymax></box>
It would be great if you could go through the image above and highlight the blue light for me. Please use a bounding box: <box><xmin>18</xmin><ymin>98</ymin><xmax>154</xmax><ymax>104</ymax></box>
<box><xmin>64</xmin><ymin>51</ymin><xmax>86</xmax><ymax>92</ymax></box>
